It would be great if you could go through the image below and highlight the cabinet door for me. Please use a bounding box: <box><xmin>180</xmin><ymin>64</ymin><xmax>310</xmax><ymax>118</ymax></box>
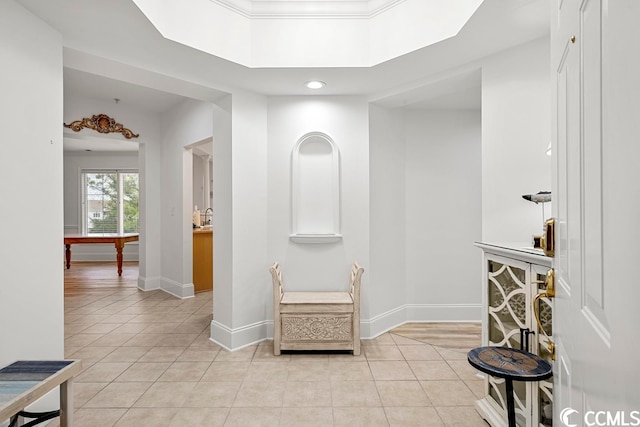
<box><xmin>531</xmin><ymin>264</ymin><xmax>553</xmax><ymax>427</ymax></box>
<box><xmin>485</xmin><ymin>255</ymin><xmax>532</xmax><ymax>427</ymax></box>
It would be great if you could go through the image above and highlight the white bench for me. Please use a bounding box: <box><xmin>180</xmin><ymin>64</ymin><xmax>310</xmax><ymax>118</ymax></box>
<box><xmin>269</xmin><ymin>262</ymin><xmax>364</xmax><ymax>356</ymax></box>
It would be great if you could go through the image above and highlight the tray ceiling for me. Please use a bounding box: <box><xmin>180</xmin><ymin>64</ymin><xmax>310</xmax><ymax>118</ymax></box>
<box><xmin>132</xmin><ymin>0</ymin><xmax>484</xmax><ymax>67</ymax></box>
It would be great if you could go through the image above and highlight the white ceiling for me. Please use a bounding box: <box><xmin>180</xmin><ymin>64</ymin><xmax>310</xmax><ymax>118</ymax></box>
<box><xmin>378</xmin><ymin>68</ymin><xmax>482</xmax><ymax>110</ymax></box>
<box><xmin>63</xmin><ymin>69</ymin><xmax>186</xmax><ymax>151</ymax></box>
<box><xmin>15</xmin><ymin>0</ymin><xmax>548</xmax><ymax>151</ymax></box>
<box><xmin>64</xmin><ymin>68</ymin><xmax>187</xmax><ymax>115</ymax></box>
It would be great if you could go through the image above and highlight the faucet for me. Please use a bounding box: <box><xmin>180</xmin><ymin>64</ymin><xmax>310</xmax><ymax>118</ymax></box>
<box><xmin>204</xmin><ymin>208</ymin><xmax>213</xmax><ymax>225</ymax></box>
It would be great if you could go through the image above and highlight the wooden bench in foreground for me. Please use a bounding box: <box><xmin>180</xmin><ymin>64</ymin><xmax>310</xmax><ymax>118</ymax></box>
<box><xmin>270</xmin><ymin>262</ymin><xmax>364</xmax><ymax>356</ymax></box>
<box><xmin>0</xmin><ymin>360</ymin><xmax>81</xmax><ymax>427</ymax></box>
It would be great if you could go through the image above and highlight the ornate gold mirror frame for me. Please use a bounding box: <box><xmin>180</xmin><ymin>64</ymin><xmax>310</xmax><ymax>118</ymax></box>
<box><xmin>64</xmin><ymin>114</ymin><xmax>139</xmax><ymax>139</ymax></box>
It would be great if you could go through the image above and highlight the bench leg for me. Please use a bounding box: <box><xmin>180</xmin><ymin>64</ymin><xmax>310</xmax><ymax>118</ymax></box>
<box><xmin>353</xmin><ymin>312</ymin><xmax>360</xmax><ymax>356</ymax></box>
<box><xmin>353</xmin><ymin>334</ymin><xmax>360</xmax><ymax>355</ymax></box>
<box><xmin>274</xmin><ymin>311</ymin><xmax>281</xmax><ymax>356</ymax></box>
<box><xmin>60</xmin><ymin>378</ymin><xmax>73</xmax><ymax>426</ymax></box>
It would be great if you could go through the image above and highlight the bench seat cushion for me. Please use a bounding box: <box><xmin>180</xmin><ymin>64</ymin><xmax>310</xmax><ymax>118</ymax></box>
<box><xmin>281</xmin><ymin>291</ymin><xmax>353</xmax><ymax>305</ymax></box>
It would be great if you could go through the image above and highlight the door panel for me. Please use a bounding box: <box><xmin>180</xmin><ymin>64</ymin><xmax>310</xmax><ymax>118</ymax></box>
<box><xmin>581</xmin><ymin>0</ymin><xmax>605</xmax><ymax>314</ymax></box>
<box><xmin>555</xmin><ymin>43</ymin><xmax>570</xmax><ymax>296</ymax></box>
<box><xmin>552</xmin><ymin>0</ymin><xmax>640</xmax><ymax>423</ymax></box>
<box><xmin>581</xmin><ymin>0</ymin><xmax>610</xmax><ymax>344</ymax></box>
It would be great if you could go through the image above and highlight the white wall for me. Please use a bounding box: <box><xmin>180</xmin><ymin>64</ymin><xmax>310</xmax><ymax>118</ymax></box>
<box><xmin>231</xmin><ymin>92</ymin><xmax>269</xmax><ymax>342</ymax></box>
<box><xmin>211</xmin><ymin>96</ymin><xmax>233</xmax><ymax>342</ymax></box>
<box><xmin>266</xmin><ymin>96</ymin><xmax>371</xmax><ymax>311</ymax></box>
<box><xmin>211</xmin><ymin>91</ymin><xmax>270</xmax><ymax>349</ymax></box>
<box><xmin>482</xmin><ymin>38</ymin><xmax>552</xmax><ymax>242</ymax></box>
<box><xmin>368</xmin><ymin>105</ymin><xmax>482</xmax><ymax>331</ymax></box>
<box><xmin>159</xmin><ymin>98</ymin><xmax>214</xmax><ymax>298</ymax></box>
<box><xmin>251</xmin><ymin>18</ymin><xmax>369</xmax><ymax>67</ymax></box>
<box><xmin>214</xmin><ymin>95</ymin><xmax>479</xmax><ymax>347</ymax></box>
<box><xmin>368</xmin><ymin>104</ymin><xmax>407</xmax><ymax>335</ymax></box>
<box><xmin>139</xmin><ymin>134</ymin><xmax>163</xmax><ymax>291</ymax></box>
<box><xmin>404</xmin><ymin>109</ymin><xmax>482</xmax><ymax>320</ymax></box>
<box><xmin>63</xmin><ymin>151</ymin><xmax>140</xmax><ymax>261</ymax></box>
<box><xmin>0</xmin><ymin>0</ymin><xmax>63</xmax><ymax>411</ymax></box>
<box><xmin>260</xmin><ymin>98</ymin><xmax>479</xmax><ymax>342</ymax></box>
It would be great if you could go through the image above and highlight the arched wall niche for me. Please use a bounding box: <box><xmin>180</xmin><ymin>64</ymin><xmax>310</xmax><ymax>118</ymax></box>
<box><xmin>290</xmin><ymin>132</ymin><xmax>342</xmax><ymax>243</ymax></box>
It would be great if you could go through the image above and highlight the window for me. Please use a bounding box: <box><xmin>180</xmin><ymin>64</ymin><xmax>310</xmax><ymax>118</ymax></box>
<box><xmin>82</xmin><ymin>170</ymin><xmax>139</xmax><ymax>234</ymax></box>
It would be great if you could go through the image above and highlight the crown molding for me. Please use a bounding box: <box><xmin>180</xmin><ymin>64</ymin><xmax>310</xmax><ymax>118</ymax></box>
<box><xmin>210</xmin><ymin>0</ymin><xmax>406</xmax><ymax>18</ymax></box>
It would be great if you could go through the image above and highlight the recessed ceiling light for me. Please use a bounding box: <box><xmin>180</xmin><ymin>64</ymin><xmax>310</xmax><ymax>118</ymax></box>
<box><xmin>305</xmin><ymin>81</ymin><xmax>325</xmax><ymax>89</ymax></box>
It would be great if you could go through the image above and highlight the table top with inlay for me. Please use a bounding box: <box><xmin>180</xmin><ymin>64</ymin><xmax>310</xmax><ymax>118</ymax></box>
<box><xmin>467</xmin><ymin>346</ymin><xmax>552</xmax><ymax>381</ymax></box>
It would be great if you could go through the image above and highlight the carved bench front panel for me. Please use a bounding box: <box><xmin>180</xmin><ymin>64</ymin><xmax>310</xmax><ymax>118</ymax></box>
<box><xmin>281</xmin><ymin>314</ymin><xmax>353</xmax><ymax>341</ymax></box>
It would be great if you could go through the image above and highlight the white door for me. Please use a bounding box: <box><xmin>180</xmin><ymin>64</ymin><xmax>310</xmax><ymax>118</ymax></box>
<box><xmin>552</xmin><ymin>1</ymin><xmax>640</xmax><ymax>426</ymax></box>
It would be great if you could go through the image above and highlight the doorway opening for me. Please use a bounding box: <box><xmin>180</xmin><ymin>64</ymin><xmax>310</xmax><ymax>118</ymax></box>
<box><xmin>187</xmin><ymin>138</ymin><xmax>214</xmax><ymax>294</ymax></box>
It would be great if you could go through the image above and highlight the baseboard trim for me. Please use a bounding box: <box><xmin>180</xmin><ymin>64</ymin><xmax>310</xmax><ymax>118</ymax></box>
<box><xmin>361</xmin><ymin>305</ymin><xmax>407</xmax><ymax>338</ymax></box>
<box><xmin>363</xmin><ymin>303</ymin><xmax>482</xmax><ymax>339</ymax></box>
<box><xmin>138</xmin><ymin>275</ymin><xmax>161</xmax><ymax>291</ymax></box>
<box><xmin>210</xmin><ymin>320</ymin><xmax>270</xmax><ymax>351</ymax></box>
<box><xmin>161</xmin><ymin>277</ymin><xmax>194</xmax><ymax>299</ymax></box>
<box><xmin>210</xmin><ymin>303</ymin><xmax>481</xmax><ymax>351</ymax></box>
<box><xmin>406</xmin><ymin>303</ymin><xmax>482</xmax><ymax>322</ymax></box>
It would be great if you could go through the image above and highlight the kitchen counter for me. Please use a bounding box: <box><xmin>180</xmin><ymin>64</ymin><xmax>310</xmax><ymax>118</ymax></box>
<box><xmin>193</xmin><ymin>227</ymin><xmax>213</xmax><ymax>234</ymax></box>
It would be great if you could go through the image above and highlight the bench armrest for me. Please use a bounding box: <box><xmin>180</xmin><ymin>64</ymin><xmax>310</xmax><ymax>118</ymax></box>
<box><xmin>349</xmin><ymin>262</ymin><xmax>364</xmax><ymax>304</ymax></box>
<box><xmin>269</xmin><ymin>262</ymin><xmax>284</xmax><ymax>304</ymax></box>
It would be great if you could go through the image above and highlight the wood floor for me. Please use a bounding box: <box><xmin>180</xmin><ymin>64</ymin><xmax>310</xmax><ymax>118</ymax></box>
<box><xmin>391</xmin><ymin>322</ymin><xmax>482</xmax><ymax>352</ymax></box>
<box><xmin>64</xmin><ymin>261</ymin><xmax>139</xmax><ymax>295</ymax></box>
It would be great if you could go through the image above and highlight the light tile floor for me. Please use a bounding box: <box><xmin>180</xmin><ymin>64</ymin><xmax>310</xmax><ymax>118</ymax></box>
<box><xmin>56</xmin><ymin>288</ymin><xmax>488</xmax><ymax>426</ymax></box>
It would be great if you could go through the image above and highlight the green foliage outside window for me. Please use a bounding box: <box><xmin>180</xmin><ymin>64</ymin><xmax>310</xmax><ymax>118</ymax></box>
<box><xmin>85</xmin><ymin>171</ymin><xmax>139</xmax><ymax>234</ymax></box>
